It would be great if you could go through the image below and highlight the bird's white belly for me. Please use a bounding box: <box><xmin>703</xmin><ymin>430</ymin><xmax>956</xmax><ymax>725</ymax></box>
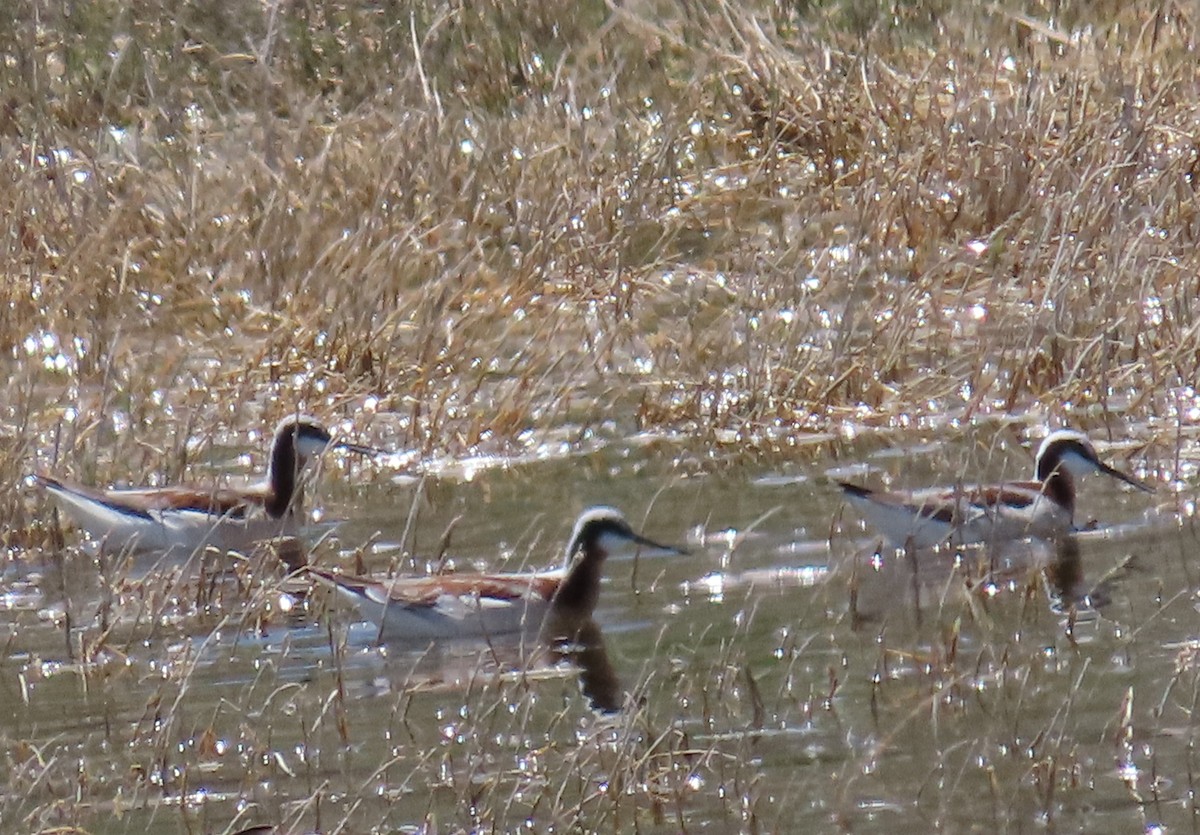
<box><xmin>49</xmin><ymin>488</ymin><xmax>292</xmax><ymax>556</ymax></box>
<box><xmin>343</xmin><ymin>589</ymin><xmax>553</xmax><ymax>641</ymax></box>
<box><xmin>162</xmin><ymin>510</ymin><xmax>294</xmax><ymax>555</ymax></box>
<box><xmin>849</xmin><ymin>493</ymin><xmax>1072</xmax><ymax>549</ymax></box>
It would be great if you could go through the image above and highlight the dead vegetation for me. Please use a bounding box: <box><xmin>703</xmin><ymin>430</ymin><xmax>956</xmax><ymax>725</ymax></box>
<box><xmin>4</xmin><ymin>1</ymin><xmax>1197</xmax><ymax>481</ymax></box>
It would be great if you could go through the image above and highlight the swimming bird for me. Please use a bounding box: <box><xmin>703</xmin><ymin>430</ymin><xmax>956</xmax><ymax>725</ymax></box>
<box><xmin>34</xmin><ymin>415</ymin><xmax>381</xmax><ymax>555</ymax></box>
<box><xmin>836</xmin><ymin>429</ymin><xmax>1152</xmax><ymax>549</ymax></box>
<box><xmin>307</xmin><ymin>507</ymin><xmax>685</xmax><ymax>640</ymax></box>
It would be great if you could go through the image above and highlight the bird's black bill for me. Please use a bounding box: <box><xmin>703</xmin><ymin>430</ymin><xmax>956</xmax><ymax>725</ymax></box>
<box><xmin>631</xmin><ymin>532</ymin><xmax>689</xmax><ymax>555</ymax></box>
<box><xmin>1099</xmin><ymin>460</ymin><xmax>1154</xmax><ymax>493</ymax></box>
<box><xmin>333</xmin><ymin>440</ymin><xmax>388</xmax><ymax>457</ymax></box>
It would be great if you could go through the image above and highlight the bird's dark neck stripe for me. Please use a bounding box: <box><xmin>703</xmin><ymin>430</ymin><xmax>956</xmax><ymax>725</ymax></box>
<box><xmin>266</xmin><ymin>432</ymin><xmax>300</xmax><ymax>518</ymax></box>
<box><xmin>1036</xmin><ymin>440</ymin><xmax>1090</xmax><ymax>519</ymax></box>
<box><xmin>1041</xmin><ymin>468</ymin><xmax>1076</xmax><ymax>517</ymax></box>
<box><xmin>553</xmin><ymin>546</ymin><xmax>604</xmax><ymax>614</ymax></box>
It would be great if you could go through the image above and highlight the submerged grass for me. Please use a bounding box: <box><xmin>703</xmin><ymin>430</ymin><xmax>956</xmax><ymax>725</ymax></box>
<box><xmin>1</xmin><ymin>0</ymin><xmax>1198</xmax><ymax>831</ymax></box>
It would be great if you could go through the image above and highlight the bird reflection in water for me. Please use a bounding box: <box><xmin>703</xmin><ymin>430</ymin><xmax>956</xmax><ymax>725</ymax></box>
<box><xmin>847</xmin><ymin>533</ymin><xmax>1137</xmax><ymax>628</ymax></box>
<box><xmin>339</xmin><ymin>616</ymin><xmax>624</xmax><ymax>714</ymax></box>
<box><xmin>1045</xmin><ymin>536</ymin><xmax>1090</xmax><ymax>612</ymax></box>
<box><xmin>1044</xmin><ymin>535</ymin><xmax>1139</xmax><ymax>618</ymax></box>
<box><xmin>541</xmin><ymin>617</ymin><xmax>622</xmax><ymax>713</ymax></box>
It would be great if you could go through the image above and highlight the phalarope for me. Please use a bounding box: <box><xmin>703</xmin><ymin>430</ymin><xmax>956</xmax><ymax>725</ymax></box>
<box><xmin>836</xmin><ymin>429</ymin><xmax>1152</xmax><ymax>549</ymax></box>
<box><xmin>308</xmin><ymin>506</ymin><xmax>685</xmax><ymax>640</ymax></box>
<box><xmin>35</xmin><ymin>415</ymin><xmax>380</xmax><ymax>555</ymax></box>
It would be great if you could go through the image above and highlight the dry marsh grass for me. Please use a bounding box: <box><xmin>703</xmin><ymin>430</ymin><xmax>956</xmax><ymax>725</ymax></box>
<box><xmin>2</xmin><ymin>0</ymin><xmax>1198</xmax><ymax>831</ymax></box>
<box><xmin>5</xmin><ymin>1</ymin><xmax>1196</xmax><ymax>471</ymax></box>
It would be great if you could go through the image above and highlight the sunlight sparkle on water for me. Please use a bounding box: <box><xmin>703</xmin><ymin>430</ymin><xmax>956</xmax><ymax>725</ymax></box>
<box><xmin>699</xmin><ymin>572</ymin><xmax>725</xmax><ymax>596</ymax></box>
<box><xmin>1119</xmin><ymin>760</ymin><xmax>1139</xmax><ymax>784</ymax></box>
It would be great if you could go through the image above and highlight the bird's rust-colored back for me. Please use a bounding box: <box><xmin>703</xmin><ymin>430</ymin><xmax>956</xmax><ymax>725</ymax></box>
<box><xmin>308</xmin><ymin>566</ymin><xmax>561</xmax><ymax>607</ymax></box>
<box><xmin>36</xmin><ymin>473</ymin><xmax>269</xmax><ymax>519</ymax></box>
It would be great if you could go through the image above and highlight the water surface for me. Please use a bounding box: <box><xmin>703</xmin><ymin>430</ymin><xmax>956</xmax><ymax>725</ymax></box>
<box><xmin>4</xmin><ymin>430</ymin><xmax>1192</xmax><ymax>833</ymax></box>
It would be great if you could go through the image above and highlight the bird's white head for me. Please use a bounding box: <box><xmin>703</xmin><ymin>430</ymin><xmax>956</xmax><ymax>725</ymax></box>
<box><xmin>1035</xmin><ymin>429</ymin><xmax>1151</xmax><ymax>491</ymax></box>
<box><xmin>566</xmin><ymin>507</ymin><xmax>634</xmax><ymax>562</ymax></box>
<box><xmin>563</xmin><ymin>506</ymin><xmax>686</xmax><ymax>566</ymax></box>
<box><xmin>273</xmin><ymin>415</ymin><xmax>334</xmax><ymax>466</ymax></box>
<box><xmin>1036</xmin><ymin>429</ymin><xmax>1100</xmax><ymax>478</ymax></box>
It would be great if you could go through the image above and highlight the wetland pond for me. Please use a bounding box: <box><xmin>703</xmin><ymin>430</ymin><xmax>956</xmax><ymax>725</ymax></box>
<box><xmin>4</xmin><ymin>425</ymin><xmax>1195</xmax><ymax>833</ymax></box>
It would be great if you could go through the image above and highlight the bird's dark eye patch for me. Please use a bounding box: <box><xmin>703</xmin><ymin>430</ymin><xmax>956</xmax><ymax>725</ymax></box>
<box><xmin>1060</xmin><ymin>440</ymin><xmax>1095</xmax><ymax>460</ymax></box>
<box><xmin>1038</xmin><ymin>438</ymin><xmax>1097</xmax><ymax>480</ymax></box>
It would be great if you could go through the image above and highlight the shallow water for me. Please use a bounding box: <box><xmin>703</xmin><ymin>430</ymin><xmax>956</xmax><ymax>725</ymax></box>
<box><xmin>4</xmin><ymin>431</ymin><xmax>1195</xmax><ymax>833</ymax></box>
